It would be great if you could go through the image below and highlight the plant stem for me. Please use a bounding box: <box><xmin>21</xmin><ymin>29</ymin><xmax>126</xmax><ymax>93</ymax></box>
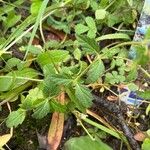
<box><xmin>139</xmin><ymin>65</ymin><xmax>150</xmax><ymax>78</ymax></box>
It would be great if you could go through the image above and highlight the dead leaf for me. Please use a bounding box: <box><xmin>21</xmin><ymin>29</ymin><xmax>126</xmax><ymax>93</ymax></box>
<box><xmin>0</xmin><ymin>134</ymin><xmax>12</xmax><ymax>148</ymax></box>
<box><xmin>107</xmin><ymin>95</ymin><xmax>118</xmax><ymax>101</ymax></box>
<box><xmin>134</xmin><ymin>132</ymin><xmax>146</xmax><ymax>141</ymax></box>
<box><xmin>47</xmin><ymin>92</ymin><xmax>65</xmax><ymax>150</ymax></box>
<box><xmin>0</xmin><ymin>128</ymin><xmax>13</xmax><ymax>148</ymax></box>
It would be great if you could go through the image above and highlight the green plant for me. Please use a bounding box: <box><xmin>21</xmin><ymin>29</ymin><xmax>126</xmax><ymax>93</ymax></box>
<box><xmin>0</xmin><ymin>0</ymin><xmax>149</xmax><ymax>149</ymax></box>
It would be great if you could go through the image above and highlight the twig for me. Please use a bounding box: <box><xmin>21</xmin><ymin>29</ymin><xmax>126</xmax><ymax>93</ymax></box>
<box><xmin>93</xmin><ymin>94</ymin><xmax>141</xmax><ymax>150</ymax></box>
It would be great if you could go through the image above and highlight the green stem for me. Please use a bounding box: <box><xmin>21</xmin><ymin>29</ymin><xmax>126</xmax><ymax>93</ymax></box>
<box><xmin>139</xmin><ymin>65</ymin><xmax>150</xmax><ymax>78</ymax></box>
<box><xmin>109</xmin><ymin>40</ymin><xmax>150</xmax><ymax>49</ymax></box>
<box><xmin>82</xmin><ymin>116</ymin><xmax>121</xmax><ymax>139</ymax></box>
<box><xmin>78</xmin><ymin>113</ymin><xmax>131</xmax><ymax>150</ymax></box>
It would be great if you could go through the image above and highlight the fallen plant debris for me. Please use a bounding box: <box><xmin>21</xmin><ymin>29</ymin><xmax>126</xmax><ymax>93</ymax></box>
<box><xmin>0</xmin><ymin>0</ymin><xmax>150</xmax><ymax>150</ymax></box>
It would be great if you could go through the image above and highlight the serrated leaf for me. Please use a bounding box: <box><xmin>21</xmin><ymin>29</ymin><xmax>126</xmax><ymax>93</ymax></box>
<box><xmin>32</xmin><ymin>99</ymin><xmax>50</xmax><ymax>119</ymax></box>
<box><xmin>66</xmin><ymin>88</ymin><xmax>86</xmax><ymax>112</ymax></box>
<box><xmin>48</xmin><ymin>74</ymin><xmax>73</xmax><ymax>86</ymax></box>
<box><xmin>43</xmin><ymin>76</ymin><xmax>60</xmax><ymax>97</ymax></box>
<box><xmin>102</xmin><ymin>48</ymin><xmax>120</xmax><ymax>58</ymax></box>
<box><xmin>85</xmin><ymin>17</ymin><xmax>96</xmax><ymax>31</ymax></box>
<box><xmin>37</xmin><ymin>50</ymin><xmax>70</xmax><ymax>67</ymax></box>
<box><xmin>95</xmin><ymin>9</ymin><xmax>107</xmax><ymax>20</ymax></box>
<box><xmin>77</xmin><ymin>35</ymin><xmax>99</xmax><ymax>54</ymax></box>
<box><xmin>6</xmin><ymin>109</ymin><xmax>26</xmax><ymax>128</ymax></box>
<box><xmin>21</xmin><ymin>87</ymin><xmax>44</xmax><ymax>109</ymax></box>
<box><xmin>0</xmin><ymin>68</ymin><xmax>38</xmax><ymax>91</ymax></box>
<box><xmin>75</xmin><ymin>24</ymin><xmax>89</xmax><ymax>34</ymax></box>
<box><xmin>85</xmin><ymin>17</ymin><xmax>97</xmax><ymax>38</ymax></box>
<box><xmin>86</xmin><ymin>59</ymin><xmax>105</xmax><ymax>83</ymax></box>
<box><xmin>64</xmin><ymin>136</ymin><xmax>112</xmax><ymax>150</ymax></box>
<box><xmin>75</xmin><ymin>84</ymin><xmax>93</xmax><ymax>108</ymax></box>
<box><xmin>105</xmin><ymin>71</ymin><xmax>125</xmax><ymax>84</ymax></box>
<box><xmin>96</xmin><ymin>33</ymin><xmax>130</xmax><ymax>41</ymax></box>
<box><xmin>126</xmin><ymin>67</ymin><xmax>138</xmax><ymax>81</ymax></box>
<box><xmin>50</xmin><ymin>99</ymin><xmax>67</xmax><ymax>112</ymax></box>
<box><xmin>87</xmin><ymin>29</ymin><xmax>96</xmax><ymax>38</ymax></box>
<box><xmin>73</xmin><ymin>48</ymin><xmax>82</xmax><ymax>60</ymax></box>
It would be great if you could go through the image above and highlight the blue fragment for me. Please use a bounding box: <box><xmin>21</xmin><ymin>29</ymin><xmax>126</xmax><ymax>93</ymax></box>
<box><xmin>137</xmin><ymin>26</ymin><xmax>147</xmax><ymax>35</ymax></box>
<box><xmin>129</xmin><ymin>0</ymin><xmax>150</xmax><ymax>59</ymax></box>
<box><xmin>119</xmin><ymin>87</ymin><xmax>143</xmax><ymax>107</ymax></box>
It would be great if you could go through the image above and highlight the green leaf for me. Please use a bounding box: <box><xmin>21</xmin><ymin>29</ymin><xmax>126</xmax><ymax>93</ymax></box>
<box><xmin>30</xmin><ymin>0</ymin><xmax>43</xmax><ymax>15</ymax></box>
<box><xmin>47</xmin><ymin>16</ymin><xmax>70</xmax><ymax>33</ymax></box>
<box><xmin>126</xmin><ymin>66</ymin><xmax>138</xmax><ymax>81</ymax></box>
<box><xmin>50</xmin><ymin>99</ymin><xmax>67</xmax><ymax>113</ymax></box>
<box><xmin>75</xmin><ymin>84</ymin><xmax>93</xmax><ymax>108</ymax></box>
<box><xmin>134</xmin><ymin>46</ymin><xmax>149</xmax><ymax>66</ymax></box>
<box><xmin>42</xmin><ymin>76</ymin><xmax>60</xmax><ymax>97</ymax></box>
<box><xmin>85</xmin><ymin>17</ymin><xmax>96</xmax><ymax>31</ymax></box>
<box><xmin>32</xmin><ymin>99</ymin><xmax>50</xmax><ymax>119</ymax></box>
<box><xmin>95</xmin><ymin>9</ymin><xmax>107</xmax><ymax>20</ymax></box>
<box><xmin>105</xmin><ymin>71</ymin><xmax>125</xmax><ymax>84</ymax></box>
<box><xmin>77</xmin><ymin>35</ymin><xmax>99</xmax><ymax>54</ymax></box>
<box><xmin>142</xmin><ymin>138</ymin><xmax>150</xmax><ymax>150</ymax></box>
<box><xmin>137</xmin><ymin>90</ymin><xmax>150</xmax><ymax>100</ymax></box>
<box><xmin>102</xmin><ymin>48</ymin><xmax>120</xmax><ymax>58</ymax></box>
<box><xmin>6</xmin><ymin>109</ymin><xmax>26</xmax><ymax>128</ymax></box>
<box><xmin>3</xmin><ymin>10</ymin><xmax>21</xmax><ymax>30</ymax></box>
<box><xmin>48</xmin><ymin>74</ymin><xmax>73</xmax><ymax>86</ymax></box>
<box><xmin>73</xmin><ymin>48</ymin><xmax>82</xmax><ymax>60</ymax></box>
<box><xmin>87</xmin><ymin>30</ymin><xmax>96</xmax><ymax>39</ymax></box>
<box><xmin>127</xmin><ymin>83</ymin><xmax>138</xmax><ymax>91</ymax></box>
<box><xmin>85</xmin><ymin>17</ymin><xmax>97</xmax><ymax>38</ymax></box>
<box><xmin>64</xmin><ymin>136</ymin><xmax>112</xmax><ymax>150</ymax></box>
<box><xmin>96</xmin><ymin>33</ymin><xmax>130</xmax><ymax>41</ymax></box>
<box><xmin>66</xmin><ymin>88</ymin><xmax>86</xmax><ymax>112</ymax></box>
<box><xmin>115</xmin><ymin>58</ymin><xmax>124</xmax><ymax>66</ymax></box>
<box><xmin>21</xmin><ymin>87</ymin><xmax>44</xmax><ymax>109</ymax></box>
<box><xmin>0</xmin><ymin>68</ymin><xmax>38</xmax><ymax>91</ymax></box>
<box><xmin>4</xmin><ymin>58</ymin><xmax>22</xmax><ymax>71</ymax></box>
<box><xmin>86</xmin><ymin>59</ymin><xmax>105</xmax><ymax>83</ymax></box>
<box><xmin>107</xmin><ymin>13</ymin><xmax>121</xmax><ymax>27</ymax></box>
<box><xmin>146</xmin><ymin>104</ymin><xmax>150</xmax><ymax>116</ymax></box>
<box><xmin>75</xmin><ymin>24</ymin><xmax>89</xmax><ymax>34</ymax></box>
<box><xmin>37</xmin><ymin>50</ymin><xmax>70</xmax><ymax>67</ymax></box>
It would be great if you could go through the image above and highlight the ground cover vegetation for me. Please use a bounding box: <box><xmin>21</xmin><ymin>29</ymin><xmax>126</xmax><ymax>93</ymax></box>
<box><xmin>0</xmin><ymin>0</ymin><xmax>150</xmax><ymax>150</ymax></box>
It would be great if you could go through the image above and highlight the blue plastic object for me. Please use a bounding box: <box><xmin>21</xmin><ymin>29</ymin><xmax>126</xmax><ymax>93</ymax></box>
<box><xmin>129</xmin><ymin>0</ymin><xmax>150</xmax><ymax>59</ymax></box>
<box><xmin>118</xmin><ymin>87</ymin><xmax>143</xmax><ymax>107</ymax></box>
<box><xmin>125</xmin><ymin>0</ymin><xmax>150</xmax><ymax>106</ymax></box>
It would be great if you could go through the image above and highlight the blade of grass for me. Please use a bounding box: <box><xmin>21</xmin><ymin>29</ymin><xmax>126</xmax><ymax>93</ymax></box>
<box><xmin>2</xmin><ymin>2</ymin><xmax>70</xmax><ymax>51</ymax></box>
<box><xmin>24</xmin><ymin>0</ymin><xmax>49</xmax><ymax>60</ymax></box>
